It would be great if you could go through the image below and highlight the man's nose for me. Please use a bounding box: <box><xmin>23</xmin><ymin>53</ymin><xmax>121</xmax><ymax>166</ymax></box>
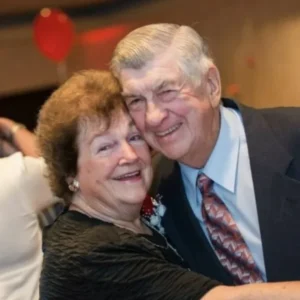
<box><xmin>145</xmin><ymin>101</ymin><xmax>167</xmax><ymax>127</ymax></box>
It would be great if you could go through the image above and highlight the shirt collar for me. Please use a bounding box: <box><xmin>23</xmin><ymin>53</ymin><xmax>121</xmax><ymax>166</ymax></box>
<box><xmin>179</xmin><ymin>105</ymin><xmax>240</xmax><ymax>193</ymax></box>
<box><xmin>179</xmin><ymin>162</ymin><xmax>200</xmax><ymax>197</ymax></box>
<box><xmin>204</xmin><ymin>105</ymin><xmax>240</xmax><ymax>192</ymax></box>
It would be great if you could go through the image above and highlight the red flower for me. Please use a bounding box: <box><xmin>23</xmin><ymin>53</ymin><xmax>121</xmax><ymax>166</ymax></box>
<box><xmin>141</xmin><ymin>195</ymin><xmax>154</xmax><ymax>217</ymax></box>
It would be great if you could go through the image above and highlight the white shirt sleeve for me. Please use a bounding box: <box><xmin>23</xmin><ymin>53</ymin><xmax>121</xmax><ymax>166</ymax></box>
<box><xmin>0</xmin><ymin>152</ymin><xmax>57</xmax><ymax>215</ymax></box>
<box><xmin>0</xmin><ymin>152</ymin><xmax>56</xmax><ymax>300</ymax></box>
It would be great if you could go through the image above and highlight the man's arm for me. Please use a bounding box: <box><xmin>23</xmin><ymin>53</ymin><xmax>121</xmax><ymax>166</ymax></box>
<box><xmin>203</xmin><ymin>282</ymin><xmax>300</xmax><ymax>300</ymax></box>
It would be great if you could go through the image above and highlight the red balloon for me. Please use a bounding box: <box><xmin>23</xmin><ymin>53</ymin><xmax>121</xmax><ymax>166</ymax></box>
<box><xmin>33</xmin><ymin>8</ymin><xmax>75</xmax><ymax>62</ymax></box>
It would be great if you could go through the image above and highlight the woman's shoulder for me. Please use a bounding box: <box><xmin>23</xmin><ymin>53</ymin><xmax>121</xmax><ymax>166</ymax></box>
<box><xmin>43</xmin><ymin>210</ymin><xmax>167</xmax><ymax>262</ymax></box>
<box><xmin>43</xmin><ymin>210</ymin><xmax>122</xmax><ymax>253</ymax></box>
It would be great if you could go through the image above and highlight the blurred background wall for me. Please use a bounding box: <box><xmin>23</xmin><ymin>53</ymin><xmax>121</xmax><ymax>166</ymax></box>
<box><xmin>1</xmin><ymin>0</ymin><xmax>300</xmax><ymax>128</ymax></box>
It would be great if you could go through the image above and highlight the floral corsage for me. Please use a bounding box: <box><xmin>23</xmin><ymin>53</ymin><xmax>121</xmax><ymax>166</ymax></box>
<box><xmin>141</xmin><ymin>194</ymin><xmax>166</xmax><ymax>234</ymax></box>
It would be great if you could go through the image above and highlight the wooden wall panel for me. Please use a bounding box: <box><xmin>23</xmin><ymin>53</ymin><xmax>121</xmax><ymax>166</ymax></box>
<box><xmin>1</xmin><ymin>0</ymin><xmax>300</xmax><ymax>108</ymax></box>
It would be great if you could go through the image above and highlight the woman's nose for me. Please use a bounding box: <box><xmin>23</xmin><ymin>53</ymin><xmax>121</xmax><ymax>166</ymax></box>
<box><xmin>119</xmin><ymin>142</ymin><xmax>138</xmax><ymax>165</ymax></box>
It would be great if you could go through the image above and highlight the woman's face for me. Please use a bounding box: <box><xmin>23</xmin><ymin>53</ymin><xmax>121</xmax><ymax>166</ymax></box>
<box><xmin>75</xmin><ymin>111</ymin><xmax>153</xmax><ymax>213</ymax></box>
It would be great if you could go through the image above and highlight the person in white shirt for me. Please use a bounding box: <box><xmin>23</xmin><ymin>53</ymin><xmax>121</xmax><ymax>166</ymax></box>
<box><xmin>0</xmin><ymin>118</ymin><xmax>61</xmax><ymax>300</ymax></box>
<box><xmin>0</xmin><ymin>117</ymin><xmax>38</xmax><ymax>158</ymax></box>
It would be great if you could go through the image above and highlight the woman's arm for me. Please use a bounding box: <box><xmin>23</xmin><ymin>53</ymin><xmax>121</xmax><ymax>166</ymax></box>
<box><xmin>203</xmin><ymin>282</ymin><xmax>300</xmax><ymax>300</ymax></box>
<box><xmin>41</xmin><ymin>233</ymin><xmax>221</xmax><ymax>300</ymax></box>
<box><xmin>41</xmin><ymin>227</ymin><xmax>300</xmax><ymax>300</ymax></box>
<box><xmin>0</xmin><ymin>117</ymin><xmax>39</xmax><ymax>157</ymax></box>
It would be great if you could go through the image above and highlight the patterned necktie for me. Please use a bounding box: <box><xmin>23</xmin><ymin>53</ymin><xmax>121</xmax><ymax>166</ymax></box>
<box><xmin>198</xmin><ymin>173</ymin><xmax>263</xmax><ymax>284</ymax></box>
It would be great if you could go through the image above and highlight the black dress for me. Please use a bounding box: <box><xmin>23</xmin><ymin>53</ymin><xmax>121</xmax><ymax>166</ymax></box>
<box><xmin>40</xmin><ymin>210</ymin><xmax>220</xmax><ymax>300</ymax></box>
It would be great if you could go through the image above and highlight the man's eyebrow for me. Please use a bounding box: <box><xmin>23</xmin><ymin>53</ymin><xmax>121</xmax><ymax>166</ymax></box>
<box><xmin>155</xmin><ymin>80</ymin><xmax>175</xmax><ymax>91</ymax></box>
<box><xmin>121</xmin><ymin>92</ymin><xmax>138</xmax><ymax>98</ymax></box>
<box><xmin>121</xmin><ymin>80</ymin><xmax>175</xmax><ymax>97</ymax></box>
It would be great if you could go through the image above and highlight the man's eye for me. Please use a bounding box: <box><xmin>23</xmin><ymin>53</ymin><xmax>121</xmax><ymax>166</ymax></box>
<box><xmin>160</xmin><ymin>90</ymin><xmax>172</xmax><ymax>94</ymax></box>
<box><xmin>130</xmin><ymin>134</ymin><xmax>143</xmax><ymax>141</ymax></box>
<box><xmin>158</xmin><ymin>90</ymin><xmax>176</xmax><ymax>102</ymax></box>
<box><xmin>129</xmin><ymin>98</ymin><xmax>142</xmax><ymax>105</ymax></box>
<box><xmin>126</xmin><ymin>97</ymin><xmax>145</xmax><ymax>111</ymax></box>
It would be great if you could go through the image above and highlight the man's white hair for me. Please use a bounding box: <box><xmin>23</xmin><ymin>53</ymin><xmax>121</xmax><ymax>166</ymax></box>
<box><xmin>111</xmin><ymin>23</ymin><xmax>215</xmax><ymax>87</ymax></box>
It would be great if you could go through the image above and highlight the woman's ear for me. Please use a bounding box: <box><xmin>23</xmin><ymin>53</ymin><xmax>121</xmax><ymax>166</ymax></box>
<box><xmin>66</xmin><ymin>177</ymin><xmax>74</xmax><ymax>186</ymax></box>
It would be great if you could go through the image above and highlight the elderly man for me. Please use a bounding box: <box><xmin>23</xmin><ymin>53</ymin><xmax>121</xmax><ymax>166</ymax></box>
<box><xmin>111</xmin><ymin>23</ymin><xmax>300</xmax><ymax>285</ymax></box>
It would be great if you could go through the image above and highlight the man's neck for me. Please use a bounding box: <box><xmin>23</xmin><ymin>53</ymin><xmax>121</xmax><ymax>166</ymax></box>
<box><xmin>180</xmin><ymin>109</ymin><xmax>221</xmax><ymax>168</ymax></box>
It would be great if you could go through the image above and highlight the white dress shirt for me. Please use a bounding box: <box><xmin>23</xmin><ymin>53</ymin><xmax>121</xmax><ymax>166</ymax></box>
<box><xmin>179</xmin><ymin>105</ymin><xmax>267</xmax><ymax>280</ymax></box>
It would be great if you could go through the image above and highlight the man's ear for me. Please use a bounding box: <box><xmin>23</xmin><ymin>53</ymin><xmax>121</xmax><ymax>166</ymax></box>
<box><xmin>205</xmin><ymin>66</ymin><xmax>221</xmax><ymax>108</ymax></box>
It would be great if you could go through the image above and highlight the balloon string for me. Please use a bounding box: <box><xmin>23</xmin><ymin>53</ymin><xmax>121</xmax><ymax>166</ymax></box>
<box><xmin>57</xmin><ymin>61</ymin><xmax>68</xmax><ymax>83</ymax></box>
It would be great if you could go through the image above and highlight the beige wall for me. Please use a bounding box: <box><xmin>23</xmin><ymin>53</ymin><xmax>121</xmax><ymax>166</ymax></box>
<box><xmin>1</xmin><ymin>0</ymin><xmax>300</xmax><ymax>108</ymax></box>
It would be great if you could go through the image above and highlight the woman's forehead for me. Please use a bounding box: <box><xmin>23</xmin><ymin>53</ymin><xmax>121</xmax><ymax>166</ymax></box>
<box><xmin>78</xmin><ymin>111</ymin><xmax>135</xmax><ymax>142</ymax></box>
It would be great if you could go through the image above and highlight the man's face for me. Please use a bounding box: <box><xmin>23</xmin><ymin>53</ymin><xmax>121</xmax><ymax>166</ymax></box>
<box><xmin>119</xmin><ymin>53</ymin><xmax>221</xmax><ymax>167</ymax></box>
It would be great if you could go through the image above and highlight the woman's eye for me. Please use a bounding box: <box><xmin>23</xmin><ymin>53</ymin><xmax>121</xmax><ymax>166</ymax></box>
<box><xmin>98</xmin><ymin>145</ymin><xmax>112</xmax><ymax>152</ymax></box>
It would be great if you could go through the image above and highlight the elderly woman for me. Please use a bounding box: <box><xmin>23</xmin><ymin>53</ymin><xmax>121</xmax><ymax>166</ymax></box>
<box><xmin>38</xmin><ymin>70</ymin><xmax>300</xmax><ymax>300</ymax></box>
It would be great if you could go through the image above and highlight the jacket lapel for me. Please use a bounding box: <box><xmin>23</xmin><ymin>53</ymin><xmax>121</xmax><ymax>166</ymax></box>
<box><xmin>152</xmin><ymin>155</ymin><xmax>234</xmax><ymax>284</ymax></box>
<box><xmin>226</xmin><ymin>99</ymin><xmax>300</xmax><ymax>281</ymax></box>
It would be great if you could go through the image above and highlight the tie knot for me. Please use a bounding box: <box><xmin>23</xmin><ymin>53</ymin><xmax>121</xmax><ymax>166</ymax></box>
<box><xmin>197</xmin><ymin>173</ymin><xmax>213</xmax><ymax>195</ymax></box>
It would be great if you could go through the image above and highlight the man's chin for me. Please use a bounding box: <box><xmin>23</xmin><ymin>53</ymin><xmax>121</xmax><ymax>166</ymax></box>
<box><xmin>149</xmin><ymin>140</ymin><xmax>186</xmax><ymax>161</ymax></box>
<box><xmin>160</xmin><ymin>148</ymin><xmax>186</xmax><ymax>161</ymax></box>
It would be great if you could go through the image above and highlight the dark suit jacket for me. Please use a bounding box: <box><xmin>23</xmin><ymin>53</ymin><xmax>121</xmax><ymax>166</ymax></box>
<box><xmin>150</xmin><ymin>98</ymin><xmax>300</xmax><ymax>285</ymax></box>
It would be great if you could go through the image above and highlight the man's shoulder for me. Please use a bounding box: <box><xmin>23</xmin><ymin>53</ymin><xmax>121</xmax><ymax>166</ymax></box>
<box><xmin>249</xmin><ymin>106</ymin><xmax>300</xmax><ymax>139</ymax></box>
<box><xmin>258</xmin><ymin>106</ymin><xmax>300</xmax><ymax>126</ymax></box>
<box><xmin>227</xmin><ymin>97</ymin><xmax>300</xmax><ymax>138</ymax></box>
<box><xmin>224</xmin><ymin>98</ymin><xmax>300</xmax><ymax>124</ymax></box>
<box><xmin>242</xmin><ymin>105</ymin><xmax>300</xmax><ymax>157</ymax></box>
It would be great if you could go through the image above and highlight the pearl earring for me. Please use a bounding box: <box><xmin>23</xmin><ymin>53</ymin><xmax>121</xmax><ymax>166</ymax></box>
<box><xmin>68</xmin><ymin>179</ymin><xmax>79</xmax><ymax>192</ymax></box>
